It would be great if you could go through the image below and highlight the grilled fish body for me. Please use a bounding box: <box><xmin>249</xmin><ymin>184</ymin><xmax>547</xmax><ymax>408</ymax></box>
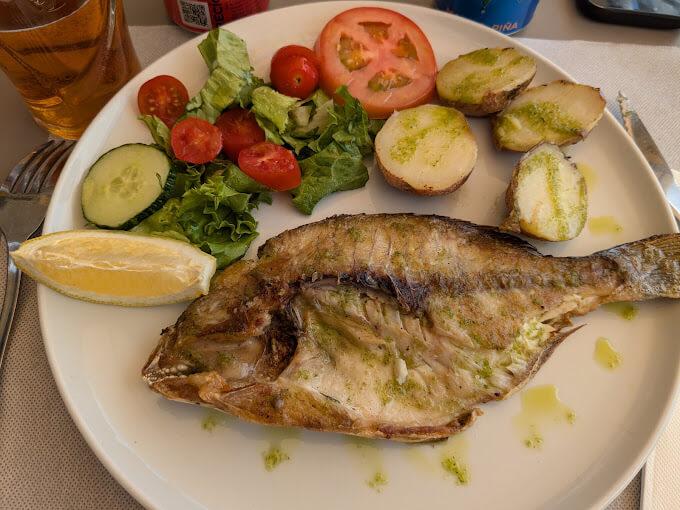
<box><xmin>143</xmin><ymin>214</ymin><xmax>680</xmax><ymax>442</ymax></box>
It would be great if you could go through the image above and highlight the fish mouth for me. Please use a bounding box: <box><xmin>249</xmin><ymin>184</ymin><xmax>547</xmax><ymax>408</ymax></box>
<box><xmin>142</xmin><ymin>325</ymin><xmax>189</xmax><ymax>384</ymax></box>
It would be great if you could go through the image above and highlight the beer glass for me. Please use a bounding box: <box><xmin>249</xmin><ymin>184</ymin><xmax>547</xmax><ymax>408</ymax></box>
<box><xmin>0</xmin><ymin>0</ymin><xmax>140</xmax><ymax>139</ymax></box>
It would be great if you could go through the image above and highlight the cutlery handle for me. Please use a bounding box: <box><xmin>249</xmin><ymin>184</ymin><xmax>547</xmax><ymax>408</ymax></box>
<box><xmin>0</xmin><ymin>243</ymin><xmax>22</xmax><ymax>371</ymax></box>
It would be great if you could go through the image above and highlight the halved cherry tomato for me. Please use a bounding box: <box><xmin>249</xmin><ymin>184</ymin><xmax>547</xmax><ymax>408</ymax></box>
<box><xmin>170</xmin><ymin>117</ymin><xmax>222</xmax><ymax>164</ymax></box>
<box><xmin>270</xmin><ymin>54</ymin><xmax>319</xmax><ymax>99</ymax></box>
<box><xmin>314</xmin><ymin>7</ymin><xmax>437</xmax><ymax>118</ymax></box>
<box><xmin>215</xmin><ymin>109</ymin><xmax>266</xmax><ymax>162</ymax></box>
<box><xmin>137</xmin><ymin>75</ymin><xmax>189</xmax><ymax>127</ymax></box>
<box><xmin>272</xmin><ymin>45</ymin><xmax>320</xmax><ymax>69</ymax></box>
<box><xmin>238</xmin><ymin>142</ymin><xmax>301</xmax><ymax>191</ymax></box>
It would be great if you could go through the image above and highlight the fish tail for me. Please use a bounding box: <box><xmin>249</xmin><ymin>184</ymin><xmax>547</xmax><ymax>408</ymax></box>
<box><xmin>600</xmin><ymin>233</ymin><xmax>680</xmax><ymax>301</ymax></box>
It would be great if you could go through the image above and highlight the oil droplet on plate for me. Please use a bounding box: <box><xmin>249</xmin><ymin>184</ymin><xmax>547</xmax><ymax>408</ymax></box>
<box><xmin>261</xmin><ymin>427</ymin><xmax>299</xmax><ymax>472</ymax></box>
<box><xmin>576</xmin><ymin>162</ymin><xmax>597</xmax><ymax>191</ymax></box>
<box><xmin>603</xmin><ymin>302</ymin><xmax>638</xmax><ymax>321</ymax></box>
<box><xmin>367</xmin><ymin>471</ymin><xmax>388</xmax><ymax>492</ymax></box>
<box><xmin>404</xmin><ymin>444</ymin><xmax>439</xmax><ymax>475</ymax></box>
<box><xmin>201</xmin><ymin>410</ymin><xmax>224</xmax><ymax>432</ymax></box>
<box><xmin>262</xmin><ymin>445</ymin><xmax>290</xmax><ymax>471</ymax></box>
<box><xmin>514</xmin><ymin>385</ymin><xmax>575</xmax><ymax>450</ymax></box>
<box><xmin>594</xmin><ymin>337</ymin><xmax>622</xmax><ymax>370</ymax></box>
<box><xmin>588</xmin><ymin>216</ymin><xmax>623</xmax><ymax>235</ymax></box>
<box><xmin>438</xmin><ymin>435</ymin><xmax>470</xmax><ymax>485</ymax></box>
<box><xmin>345</xmin><ymin>436</ymin><xmax>388</xmax><ymax>491</ymax></box>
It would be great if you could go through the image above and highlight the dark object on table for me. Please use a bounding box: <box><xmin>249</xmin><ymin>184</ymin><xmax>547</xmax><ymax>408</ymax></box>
<box><xmin>576</xmin><ymin>0</ymin><xmax>680</xmax><ymax>28</ymax></box>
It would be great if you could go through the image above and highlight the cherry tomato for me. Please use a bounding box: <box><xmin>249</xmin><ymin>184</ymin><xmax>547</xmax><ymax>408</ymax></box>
<box><xmin>170</xmin><ymin>117</ymin><xmax>222</xmax><ymax>164</ymax></box>
<box><xmin>270</xmin><ymin>54</ymin><xmax>320</xmax><ymax>99</ymax></box>
<box><xmin>214</xmin><ymin>109</ymin><xmax>266</xmax><ymax>162</ymax></box>
<box><xmin>315</xmin><ymin>7</ymin><xmax>437</xmax><ymax>118</ymax></box>
<box><xmin>137</xmin><ymin>75</ymin><xmax>189</xmax><ymax>127</ymax></box>
<box><xmin>272</xmin><ymin>45</ymin><xmax>320</xmax><ymax>69</ymax></box>
<box><xmin>238</xmin><ymin>142</ymin><xmax>301</xmax><ymax>191</ymax></box>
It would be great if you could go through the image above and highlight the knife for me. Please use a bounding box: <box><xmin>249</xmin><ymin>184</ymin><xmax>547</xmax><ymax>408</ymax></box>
<box><xmin>617</xmin><ymin>92</ymin><xmax>680</xmax><ymax>221</ymax></box>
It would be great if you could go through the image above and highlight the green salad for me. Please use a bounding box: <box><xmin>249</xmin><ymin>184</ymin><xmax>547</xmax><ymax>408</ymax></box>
<box><xmin>81</xmin><ymin>28</ymin><xmax>380</xmax><ymax>269</ymax></box>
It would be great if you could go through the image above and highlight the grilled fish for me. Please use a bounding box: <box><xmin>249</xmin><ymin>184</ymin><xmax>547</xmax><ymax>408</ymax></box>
<box><xmin>143</xmin><ymin>214</ymin><xmax>680</xmax><ymax>442</ymax></box>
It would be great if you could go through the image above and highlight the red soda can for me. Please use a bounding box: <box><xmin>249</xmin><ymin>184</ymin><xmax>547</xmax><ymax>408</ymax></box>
<box><xmin>164</xmin><ymin>0</ymin><xmax>269</xmax><ymax>32</ymax></box>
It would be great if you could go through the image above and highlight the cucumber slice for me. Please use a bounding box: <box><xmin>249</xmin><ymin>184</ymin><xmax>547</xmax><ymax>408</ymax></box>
<box><xmin>81</xmin><ymin>144</ymin><xmax>175</xmax><ymax>229</ymax></box>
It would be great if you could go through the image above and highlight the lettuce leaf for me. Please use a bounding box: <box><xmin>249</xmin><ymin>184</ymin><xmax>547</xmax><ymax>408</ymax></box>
<box><xmin>251</xmin><ymin>87</ymin><xmax>299</xmax><ymax>132</ymax></box>
<box><xmin>291</xmin><ymin>142</ymin><xmax>368</xmax><ymax>215</ymax></box>
<box><xmin>308</xmin><ymin>86</ymin><xmax>374</xmax><ymax>155</ymax></box>
<box><xmin>139</xmin><ymin>115</ymin><xmax>172</xmax><ymax>154</ymax></box>
<box><xmin>185</xmin><ymin>29</ymin><xmax>262</xmax><ymax>123</ymax></box>
<box><xmin>135</xmin><ymin>165</ymin><xmax>271</xmax><ymax>268</ymax></box>
<box><xmin>204</xmin><ymin>159</ymin><xmax>271</xmax><ymax>194</ymax></box>
<box><xmin>290</xmin><ymin>90</ymin><xmax>334</xmax><ymax>139</ymax></box>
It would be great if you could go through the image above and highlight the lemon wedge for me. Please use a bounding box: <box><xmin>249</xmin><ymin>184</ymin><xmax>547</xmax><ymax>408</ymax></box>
<box><xmin>11</xmin><ymin>230</ymin><xmax>216</xmax><ymax>306</ymax></box>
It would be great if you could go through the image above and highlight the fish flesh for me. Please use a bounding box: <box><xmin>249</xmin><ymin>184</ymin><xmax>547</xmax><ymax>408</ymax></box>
<box><xmin>142</xmin><ymin>214</ymin><xmax>680</xmax><ymax>442</ymax></box>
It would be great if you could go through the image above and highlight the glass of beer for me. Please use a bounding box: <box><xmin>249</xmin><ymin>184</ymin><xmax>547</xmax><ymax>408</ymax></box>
<box><xmin>0</xmin><ymin>0</ymin><xmax>140</xmax><ymax>139</ymax></box>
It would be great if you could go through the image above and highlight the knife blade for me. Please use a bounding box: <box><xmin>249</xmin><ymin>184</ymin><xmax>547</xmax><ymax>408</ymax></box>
<box><xmin>617</xmin><ymin>92</ymin><xmax>680</xmax><ymax>221</ymax></box>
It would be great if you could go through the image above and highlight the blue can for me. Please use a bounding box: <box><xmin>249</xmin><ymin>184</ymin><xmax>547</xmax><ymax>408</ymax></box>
<box><xmin>435</xmin><ymin>0</ymin><xmax>541</xmax><ymax>35</ymax></box>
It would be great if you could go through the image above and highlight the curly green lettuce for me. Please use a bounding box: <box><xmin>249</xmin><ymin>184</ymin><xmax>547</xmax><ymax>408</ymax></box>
<box><xmin>135</xmin><ymin>161</ymin><xmax>271</xmax><ymax>268</ymax></box>
<box><xmin>185</xmin><ymin>29</ymin><xmax>263</xmax><ymax>123</ymax></box>
<box><xmin>291</xmin><ymin>142</ymin><xmax>368</xmax><ymax>215</ymax></box>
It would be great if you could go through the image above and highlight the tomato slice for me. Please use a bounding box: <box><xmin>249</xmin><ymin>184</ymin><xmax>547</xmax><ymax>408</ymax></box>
<box><xmin>270</xmin><ymin>54</ymin><xmax>320</xmax><ymax>99</ymax></box>
<box><xmin>137</xmin><ymin>75</ymin><xmax>189</xmax><ymax>127</ymax></box>
<box><xmin>238</xmin><ymin>142</ymin><xmax>301</xmax><ymax>191</ymax></box>
<box><xmin>171</xmin><ymin>117</ymin><xmax>222</xmax><ymax>164</ymax></box>
<box><xmin>314</xmin><ymin>7</ymin><xmax>437</xmax><ymax>119</ymax></box>
<box><xmin>215</xmin><ymin>109</ymin><xmax>266</xmax><ymax>162</ymax></box>
<box><xmin>272</xmin><ymin>45</ymin><xmax>320</xmax><ymax>69</ymax></box>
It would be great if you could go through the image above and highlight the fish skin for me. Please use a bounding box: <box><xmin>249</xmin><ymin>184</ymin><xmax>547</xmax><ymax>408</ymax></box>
<box><xmin>143</xmin><ymin>214</ymin><xmax>680</xmax><ymax>442</ymax></box>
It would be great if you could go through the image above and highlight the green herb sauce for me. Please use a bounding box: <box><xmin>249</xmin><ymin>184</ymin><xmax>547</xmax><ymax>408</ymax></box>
<box><xmin>462</xmin><ymin>48</ymin><xmax>500</xmax><ymax>66</ymax></box>
<box><xmin>263</xmin><ymin>446</ymin><xmax>290</xmax><ymax>471</ymax></box>
<box><xmin>441</xmin><ymin>456</ymin><xmax>470</xmax><ymax>484</ymax></box>
<box><xmin>201</xmin><ymin>411</ymin><xmax>221</xmax><ymax>432</ymax></box>
<box><xmin>499</xmin><ymin>101</ymin><xmax>582</xmax><ymax>141</ymax></box>
<box><xmin>603</xmin><ymin>302</ymin><xmax>638</xmax><ymax>321</ymax></box>
<box><xmin>389</xmin><ymin>106</ymin><xmax>464</xmax><ymax>165</ymax></box>
<box><xmin>367</xmin><ymin>471</ymin><xmax>388</xmax><ymax>491</ymax></box>
<box><xmin>438</xmin><ymin>435</ymin><xmax>470</xmax><ymax>485</ymax></box>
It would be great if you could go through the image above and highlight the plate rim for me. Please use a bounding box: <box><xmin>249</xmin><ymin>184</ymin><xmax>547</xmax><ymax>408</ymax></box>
<box><xmin>39</xmin><ymin>2</ymin><xmax>680</xmax><ymax>509</ymax></box>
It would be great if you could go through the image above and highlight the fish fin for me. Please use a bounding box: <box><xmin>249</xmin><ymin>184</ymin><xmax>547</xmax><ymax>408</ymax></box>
<box><xmin>503</xmin><ymin>325</ymin><xmax>585</xmax><ymax>401</ymax></box>
<box><xmin>599</xmin><ymin>234</ymin><xmax>680</xmax><ymax>301</ymax></box>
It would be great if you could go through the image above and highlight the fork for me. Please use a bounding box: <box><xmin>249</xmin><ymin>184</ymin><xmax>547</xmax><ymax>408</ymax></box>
<box><xmin>0</xmin><ymin>138</ymin><xmax>75</xmax><ymax>371</ymax></box>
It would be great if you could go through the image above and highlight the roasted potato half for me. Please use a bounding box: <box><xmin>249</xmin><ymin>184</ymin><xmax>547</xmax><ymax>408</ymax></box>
<box><xmin>375</xmin><ymin>105</ymin><xmax>478</xmax><ymax>196</ymax></box>
<box><xmin>492</xmin><ymin>80</ymin><xmax>605</xmax><ymax>152</ymax></box>
<box><xmin>436</xmin><ymin>48</ymin><xmax>536</xmax><ymax>117</ymax></box>
<box><xmin>501</xmin><ymin>143</ymin><xmax>587</xmax><ymax>242</ymax></box>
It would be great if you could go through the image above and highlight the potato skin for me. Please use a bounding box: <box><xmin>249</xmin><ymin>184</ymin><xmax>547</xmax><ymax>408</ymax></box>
<box><xmin>499</xmin><ymin>163</ymin><xmax>523</xmax><ymax>234</ymax></box>
<box><xmin>376</xmin><ymin>151</ymin><xmax>473</xmax><ymax>196</ymax></box>
<box><xmin>500</xmin><ymin>143</ymin><xmax>587</xmax><ymax>241</ymax></box>
<box><xmin>440</xmin><ymin>71</ymin><xmax>535</xmax><ymax>117</ymax></box>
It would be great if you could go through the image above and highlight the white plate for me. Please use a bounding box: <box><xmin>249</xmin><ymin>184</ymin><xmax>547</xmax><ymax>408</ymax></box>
<box><xmin>40</xmin><ymin>2</ymin><xmax>680</xmax><ymax>509</ymax></box>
